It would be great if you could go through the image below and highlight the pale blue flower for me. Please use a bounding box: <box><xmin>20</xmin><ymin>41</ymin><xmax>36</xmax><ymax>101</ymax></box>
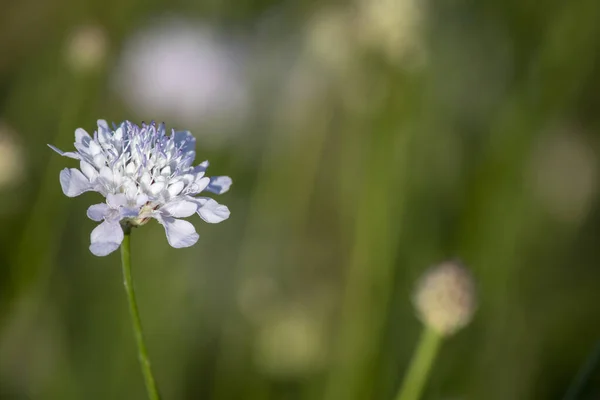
<box><xmin>50</xmin><ymin>120</ymin><xmax>231</xmax><ymax>256</ymax></box>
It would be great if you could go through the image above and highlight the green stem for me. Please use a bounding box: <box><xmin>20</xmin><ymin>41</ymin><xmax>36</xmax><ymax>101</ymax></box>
<box><xmin>120</xmin><ymin>229</ymin><xmax>161</xmax><ymax>400</ymax></box>
<box><xmin>395</xmin><ymin>326</ymin><xmax>443</xmax><ymax>400</ymax></box>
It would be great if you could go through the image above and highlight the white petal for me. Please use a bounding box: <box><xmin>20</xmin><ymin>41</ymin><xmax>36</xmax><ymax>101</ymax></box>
<box><xmin>87</xmin><ymin>203</ymin><xmax>110</xmax><ymax>221</ymax></box>
<box><xmin>188</xmin><ymin>176</ymin><xmax>210</xmax><ymax>195</ymax></box>
<box><xmin>125</xmin><ymin>161</ymin><xmax>137</xmax><ymax>175</ymax></box>
<box><xmin>150</xmin><ymin>181</ymin><xmax>166</xmax><ymax>196</ymax></box>
<box><xmin>161</xmin><ymin>199</ymin><xmax>197</xmax><ymax>218</ymax></box>
<box><xmin>120</xmin><ymin>207</ymin><xmax>141</xmax><ymax>218</ymax></box>
<box><xmin>107</xmin><ymin>193</ymin><xmax>128</xmax><ymax>208</ymax></box>
<box><xmin>113</xmin><ymin>126</ymin><xmax>124</xmax><ymax>141</ymax></box>
<box><xmin>123</xmin><ymin>180</ymin><xmax>138</xmax><ymax>200</ymax></box>
<box><xmin>97</xmin><ymin>119</ymin><xmax>110</xmax><ymax>132</ymax></box>
<box><xmin>135</xmin><ymin>193</ymin><xmax>149</xmax><ymax>207</ymax></box>
<box><xmin>97</xmin><ymin>124</ymin><xmax>111</xmax><ymax>144</ymax></box>
<box><xmin>157</xmin><ymin>216</ymin><xmax>199</xmax><ymax>248</ymax></box>
<box><xmin>194</xmin><ymin>161</ymin><xmax>209</xmax><ymax>174</ymax></box>
<box><xmin>206</xmin><ymin>176</ymin><xmax>232</xmax><ymax>195</ymax></box>
<box><xmin>173</xmin><ymin>131</ymin><xmax>196</xmax><ymax>154</ymax></box>
<box><xmin>93</xmin><ymin>153</ymin><xmax>108</xmax><ymax>169</ymax></box>
<box><xmin>140</xmin><ymin>172</ymin><xmax>152</xmax><ymax>191</ymax></box>
<box><xmin>89</xmin><ymin>220</ymin><xmax>124</xmax><ymax>256</ymax></box>
<box><xmin>161</xmin><ymin>166</ymin><xmax>171</xmax><ymax>176</ymax></box>
<box><xmin>88</xmin><ymin>140</ymin><xmax>103</xmax><ymax>156</ymax></box>
<box><xmin>48</xmin><ymin>144</ymin><xmax>81</xmax><ymax>160</ymax></box>
<box><xmin>196</xmin><ymin>198</ymin><xmax>230</xmax><ymax>223</ymax></box>
<box><xmin>75</xmin><ymin>128</ymin><xmax>91</xmax><ymax>144</ymax></box>
<box><xmin>74</xmin><ymin>142</ymin><xmax>90</xmax><ymax>156</ymax></box>
<box><xmin>80</xmin><ymin>160</ymin><xmax>98</xmax><ymax>180</ymax></box>
<box><xmin>59</xmin><ymin>168</ymin><xmax>92</xmax><ymax>197</ymax></box>
<box><xmin>98</xmin><ymin>166</ymin><xmax>115</xmax><ymax>187</ymax></box>
<box><xmin>168</xmin><ymin>181</ymin><xmax>185</xmax><ymax>197</ymax></box>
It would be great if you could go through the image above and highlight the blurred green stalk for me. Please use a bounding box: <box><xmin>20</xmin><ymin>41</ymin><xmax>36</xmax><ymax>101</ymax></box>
<box><xmin>120</xmin><ymin>228</ymin><xmax>161</xmax><ymax>400</ymax></box>
<box><xmin>12</xmin><ymin>72</ymin><xmax>91</xmax><ymax>293</ymax></box>
<box><xmin>395</xmin><ymin>327</ymin><xmax>442</xmax><ymax>400</ymax></box>
<box><xmin>324</xmin><ymin>75</ymin><xmax>416</xmax><ymax>400</ymax></box>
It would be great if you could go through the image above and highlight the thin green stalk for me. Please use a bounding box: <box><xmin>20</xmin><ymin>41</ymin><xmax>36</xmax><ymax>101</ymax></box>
<box><xmin>120</xmin><ymin>228</ymin><xmax>161</xmax><ymax>400</ymax></box>
<box><xmin>395</xmin><ymin>326</ymin><xmax>442</xmax><ymax>400</ymax></box>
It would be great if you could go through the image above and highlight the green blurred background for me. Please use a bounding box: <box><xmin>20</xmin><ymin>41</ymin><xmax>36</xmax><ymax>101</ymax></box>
<box><xmin>1</xmin><ymin>0</ymin><xmax>600</xmax><ymax>399</ymax></box>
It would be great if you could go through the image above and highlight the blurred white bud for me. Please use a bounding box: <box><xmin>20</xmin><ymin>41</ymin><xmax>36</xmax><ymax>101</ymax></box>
<box><xmin>113</xmin><ymin>18</ymin><xmax>249</xmax><ymax>144</ymax></box>
<box><xmin>413</xmin><ymin>261</ymin><xmax>476</xmax><ymax>336</ymax></box>
<box><xmin>254</xmin><ymin>305</ymin><xmax>328</xmax><ymax>378</ymax></box>
<box><xmin>0</xmin><ymin>123</ymin><xmax>24</xmax><ymax>188</ymax></box>
<box><xmin>64</xmin><ymin>25</ymin><xmax>108</xmax><ymax>72</ymax></box>
<box><xmin>355</xmin><ymin>0</ymin><xmax>425</xmax><ymax>65</ymax></box>
<box><xmin>528</xmin><ymin>128</ymin><xmax>597</xmax><ymax>225</ymax></box>
<box><xmin>305</xmin><ymin>8</ymin><xmax>356</xmax><ymax>73</ymax></box>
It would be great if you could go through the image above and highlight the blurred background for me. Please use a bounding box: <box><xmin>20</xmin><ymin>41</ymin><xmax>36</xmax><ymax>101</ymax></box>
<box><xmin>1</xmin><ymin>0</ymin><xmax>600</xmax><ymax>399</ymax></box>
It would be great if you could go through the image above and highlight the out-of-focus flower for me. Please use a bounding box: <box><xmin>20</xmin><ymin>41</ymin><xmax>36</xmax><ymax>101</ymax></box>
<box><xmin>528</xmin><ymin>128</ymin><xmax>597</xmax><ymax>225</ymax></box>
<box><xmin>305</xmin><ymin>8</ymin><xmax>357</xmax><ymax>74</ymax></box>
<box><xmin>0</xmin><ymin>123</ymin><xmax>24</xmax><ymax>188</ymax></box>
<box><xmin>355</xmin><ymin>0</ymin><xmax>425</xmax><ymax>65</ymax></box>
<box><xmin>49</xmin><ymin>120</ymin><xmax>231</xmax><ymax>256</ymax></box>
<box><xmin>254</xmin><ymin>305</ymin><xmax>328</xmax><ymax>378</ymax></box>
<box><xmin>64</xmin><ymin>24</ymin><xmax>109</xmax><ymax>72</ymax></box>
<box><xmin>413</xmin><ymin>261</ymin><xmax>476</xmax><ymax>336</ymax></box>
<box><xmin>305</xmin><ymin>0</ymin><xmax>425</xmax><ymax>70</ymax></box>
<box><xmin>113</xmin><ymin>19</ymin><xmax>249</xmax><ymax>137</ymax></box>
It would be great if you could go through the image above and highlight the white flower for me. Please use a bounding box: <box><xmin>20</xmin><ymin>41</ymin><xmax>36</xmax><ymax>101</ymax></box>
<box><xmin>49</xmin><ymin>120</ymin><xmax>231</xmax><ymax>256</ymax></box>
<box><xmin>113</xmin><ymin>19</ymin><xmax>249</xmax><ymax>134</ymax></box>
<box><xmin>64</xmin><ymin>24</ymin><xmax>109</xmax><ymax>72</ymax></box>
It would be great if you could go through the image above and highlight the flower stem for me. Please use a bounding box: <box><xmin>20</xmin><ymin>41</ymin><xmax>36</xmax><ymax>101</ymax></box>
<box><xmin>395</xmin><ymin>326</ymin><xmax>443</xmax><ymax>400</ymax></box>
<box><xmin>120</xmin><ymin>229</ymin><xmax>161</xmax><ymax>400</ymax></box>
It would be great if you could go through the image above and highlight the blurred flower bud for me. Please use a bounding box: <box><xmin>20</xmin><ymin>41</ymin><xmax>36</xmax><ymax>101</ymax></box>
<box><xmin>64</xmin><ymin>25</ymin><xmax>109</xmax><ymax>72</ymax></box>
<box><xmin>528</xmin><ymin>126</ymin><xmax>597</xmax><ymax>225</ymax></box>
<box><xmin>305</xmin><ymin>8</ymin><xmax>356</xmax><ymax>74</ymax></box>
<box><xmin>254</xmin><ymin>305</ymin><xmax>328</xmax><ymax>378</ymax></box>
<box><xmin>355</xmin><ymin>0</ymin><xmax>425</xmax><ymax>66</ymax></box>
<box><xmin>413</xmin><ymin>261</ymin><xmax>476</xmax><ymax>336</ymax></box>
<box><xmin>0</xmin><ymin>123</ymin><xmax>24</xmax><ymax>188</ymax></box>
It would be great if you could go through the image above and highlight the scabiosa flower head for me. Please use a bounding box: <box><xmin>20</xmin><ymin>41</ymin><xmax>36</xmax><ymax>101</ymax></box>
<box><xmin>413</xmin><ymin>260</ymin><xmax>476</xmax><ymax>336</ymax></box>
<box><xmin>49</xmin><ymin>120</ymin><xmax>231</xmax><ymax>256</ymax></box>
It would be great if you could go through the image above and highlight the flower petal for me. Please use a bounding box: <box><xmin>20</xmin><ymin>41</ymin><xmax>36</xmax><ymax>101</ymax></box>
<box><xmin>75</xmin><ymin>128</ymin><xmax>91</xmax><ymax>144</ymax></box>
<box><xmin>48</xmin><ymin>144</ymin><xmax>81</xmax><ymax>160</ymax></box>
<box><xmin>156</xmin><ymin>216</ymin><xmax>199</xmax><ymax>248</ymax></box>
<box><xmin>59</xmin><ymin>168</ymin><xmax>92</xmax><ymax>197</ymax></box>
<box><xmin>120</xmin><ymin>207</ymin><xmax>141</xmax><ymax>218</ymax></box>
<box><xmin>206</xmin><ymin>176</ymin><xmax>232</xmax><ymax>195</ymax></box>
<box><xmin>150</xmin><ymin>181</ymin><xmax>166</xmax><ymax>196</ymax></box>
<box><xmin>186</xmin><ymin>176</ymin><xmax>209</xmax><ymax>195</ymax></box>
<box><xmin>195</xmin><ymin>198</ymin><xmax>230</xmax><ymax>223</ymax></box>
<box><xmin>96</xmin><ymin>121</ymin><xmax>111</xmax><ymax>145</ymax></box>
<box><xmin>88</xmin><ymin>140</ymin><xmax>103</xmax><ymax>156</ymax></box>
<box><xmin>89</xmin><ymin>220</ymin><xmax>124</xmax><ymax>256</ymax></box>
<box><xmin>80</xmin><ymin>160</ymin><xmax>98</xmax><ymax>181</ymax></box>
<box><xmin>87</xmin><ymin>203</ymin><xmax>110</xmax><ymax>221</ymax></box>
<box><xmin>107</xmin><ymin>193</ymin><xmax>128</xmax><ymax>208</ymax></box>
<box><xmin>193</xmin><ymin>161</ymin><xmax>209</xmax><ymax>175</ymax></box>
<box><xmin>135</xmin><ymin>193</ymin><xmax>149</xmax><ymax>207</ymax></box>
<box><xmin>167</xmin><ymin>181</ymin><xmax>185</xmax><ymax>197</ymax></box>
<box><xmin>161</xmin><ymin>199</ymin><xmax>197</xmax><ymax>218</ymax></box>
<box><xmin>173</xmin><ymin>130</ymin><xmax>196</xmax><ymax>155</ymax></box>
